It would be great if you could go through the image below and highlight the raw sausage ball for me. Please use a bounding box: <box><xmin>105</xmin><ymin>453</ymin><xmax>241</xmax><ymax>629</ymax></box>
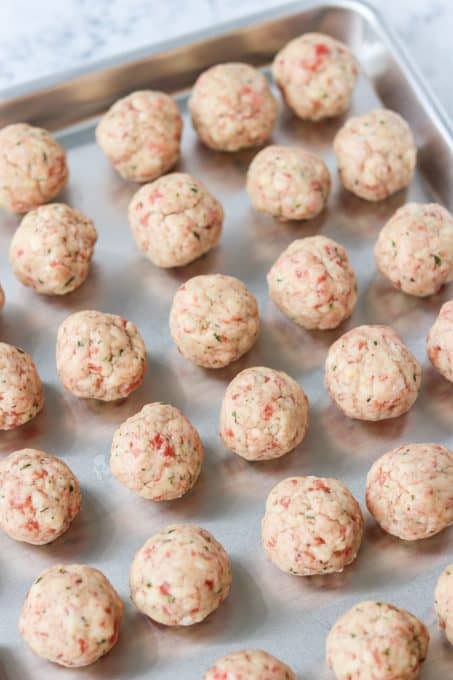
<box><xmin>9</xmin><ymin>203</ymin><xmax>97</xmax><ymax>295</ymax></box>
<box><xmin>267</xmin><ymin>236</ymin><xmax>357</xmax><ymax>330</ymax></box>
<box><xmin>188</xmin><ymin>62</ymin><xmax>278</xmax><ymax>151</ymax></box>
<box><xmin>366</xmin><ymin>443</ymin><xmax>453</xmax><ymax>541</ymax></box>
<box><xmin>0</xmin><ymin>343</ymin><xmax>44</xmax><ymax>430</ymax></box>
<box><xmin>334</xmin><ymin>109</ymin><xmax>416</xmax><ymax>201</ymax></box>
<box><xmin>261</xmin><ymin>476</ymin><xmax>363</xmax><ymax>575</ymax></box>
<box><xmin>434</xmin><ymin>564</ymin><xmax>453</xmax><ymax>645</ymax></box>
<box><xmin>110</xmin><ymin>402</ymin><xmax>204</xmax><ymax>501</ymax></box>
<box><xmin>129</xmin><ymin>524</ymin><xmax>232</xmax><ymax>625</ymax></box>
<box><xmin>128</xmin><ymin>172</ymin><xmax>223</xmax><ymax>267</ymax></box>
<box><xmin>219</xmin><ymin>366</ymin><xmax>309</xmax><ymax>461</ymax></box>
<box><xmin>246</xmin><ymin>145</ymin><xmax>330</xmax><ymax>220</ymax></box>
<box><xmin>0</xmin><ymin>448</ymin><xmax>81</xmax><ymax>545</ymax></box>
<box><xmin>325</xmin><ymin>324</ymin><xmax>421</xmax><ymax>421</ymax></box>
<box><xmin>375</xmin><ymin>203</ymin><xmax>453</xmax><ymax>297</ymax></box>
<box><xmin>96</xmin><ymin>90</ymin><xmax>183</xmax><ymax>182</ymax></box>
<box><xmin>19</xmin><ymin>564</ymin><xmax>123</xmax><ymax>667</ymax></box>
<box><xmin>56</xmin><ymin>310</ymin><xmax>147</xmax><ymax>401</ymax></box>
<box><xmin>272</xmin><ymin>32</ymin><xmax>358</xmax><ymax>121</ymax></box>
<box><xmin>427</xmin><ymin>300</ymin><xmax>453</xmax><ymax>382</ymax></box>
<box><xmin>0</xmin><ymin>123</ymin><xmax>68</xmax><ymax>214</ymax></box>
<box><xmin>204</xmin><ymin>649</ymin><xmax>296</xmax><ymax>680</ymax></box>
<box><xmin>326</xmin><ymin>600</ymin><xmax>429</xmax><ymax>680</ymax></box>
<box><xmin>169</xmin><ymin>274</ymin><xmax>260</xmax><ymax>368</ymax></box>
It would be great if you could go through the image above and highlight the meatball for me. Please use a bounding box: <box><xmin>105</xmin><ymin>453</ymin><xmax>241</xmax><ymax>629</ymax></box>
<box><xmin>267</xmin><ymin>236</ymin><xmax>357</xmax><ymax>330</ymax></box>
<box><xmin>220</xmin><ymin>366</ymin><xmax>309</xmax><ymax>461</ymax></box>
<box><xmin>19</xmin><ymin>564</ymin><xmax>123</xmax><ymax>667</ymax></box>
<box><xmin>188</xmin><ymin>62</ymin><xmax>278</xmax><ymax>151</ymax></box>
<box><xmin>366</xmin><ymin>443</ymin><xmax>453</xmax><ymax>541</ymax></box>
<box><xmin>0</xmin><ymin>123</ymin><xmax>68</xmax><ymax>214</ymax></box>
<box><xmin>375</xmin><ymin>203</ymin><xmax>453</xmax><ymax>297</ymax></box>
<box><xmin>9</xmin><ymin>203</ymin><xmax>97</xmax><ymax>295</ymax></box>
<box><xmin>169</xmin><ymin>274</ymin><xmax>259</xmax><ymax>368</ymax></box>
<box><xmin>129</xmin><ymin>524</ymin><xmax>232</xmax><ymax>625</ymax></box>
<box><xmin>56</xmin><ymin>310</ymin><xmax>146</xmax><ymax>401</ymax></box>
<box><xmin>272</xmin><ymin>32</ymin><xmax>358</xmax><ymax>121</ymax></box>
<box><xmin>326</xmin><ymin>600</ymin><xmax>429</xmax><ymax>680</ymax></box>
<box><xmin>204</xmin><ymin>649</ymin><xmax>296</xmax><ymax>680</ymax></box>
<box><xmin>428</xmin><ymin>300</ymin><xmax>453</xmax><ymax>382</ymax></box>
<box><xmin>333</xmin><ymin>109</ymin><xmax>416</xmax><ymax>201</ymax></box>
<box><xmin>96</xmin><ymin>90</ymin><xmax>183</xmax><ymax>182</ymax></box>
<box><xmin>261</xmin><ymin>476</ymin><xmax>363</xmax><ymax>575</ymax></box>
<box><xmin>434</xmin><ymin>564</ymin><xmax>453</xmax><ymax>645</ymax></box>
<box><xmin>246</xmin><ymin>145</ymin><xmax>330</xmax><ymax>220</ymax></box>
<box><xmin>128</xmin><ymin>172</ymin><xmax>223</xmax><ymax>267</ymax></box>
<box><xmin>325</xmin><ymin>324</ymin><xmax>421</xmax><ymax>421</ymax></box>
<box><xmin>110</xmin><ymin>402</ymin><xmax>204</xmax><ymax>501</ymax></box>
<box><xmin>0</xmin><ymin>448</ymin><xmax>80</xmax><ymax>545</ymax></box>
<box><xmin>0</xmin><ymin>342</ymin><xmax>44</xmax><ymax>430</ymax></box>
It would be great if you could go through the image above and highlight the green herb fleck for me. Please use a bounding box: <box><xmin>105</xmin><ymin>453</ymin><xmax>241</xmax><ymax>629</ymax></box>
<box><xmin>434</xmin><ymin>254</ymin><xmax>441</xmax><ymax>266</ymax></box>
<box><xmin>192</xmin><ymin>230</ymin><xmax>200</xmax><ymax>240</ymax></box>
<box><xmin>213</xmin><ymin>333</ymin><xmax>221</xmax><ymax>342</ymax></box>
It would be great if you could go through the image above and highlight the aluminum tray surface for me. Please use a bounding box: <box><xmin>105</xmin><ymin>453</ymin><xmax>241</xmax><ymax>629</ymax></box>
<box><xmin>0</xmin><ymin>2</ymin><xmax>452</xmax><ymax>678</ymax></box>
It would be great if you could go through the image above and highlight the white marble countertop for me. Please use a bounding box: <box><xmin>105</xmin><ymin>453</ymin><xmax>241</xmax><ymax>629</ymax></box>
<box><xmin>0</xmin><ymin>0</ymin><xmax>451</xmax><ymax>113</ymax></box>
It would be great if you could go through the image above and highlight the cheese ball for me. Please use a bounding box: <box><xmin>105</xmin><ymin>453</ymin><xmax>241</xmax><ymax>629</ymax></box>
<box><xmin>246</xmin><ymin>145</ymin><xmax>330</xmax><ymax>221</ymax></box>
<box><xmin>9</xmin><ymin>203</ymin><xmax>97</xmax><ymax>295</ymax></box>
<box><xmin>366</xmin><ymin>443</ymin><xmax>453</xmax><ymax>541</ymax></box>
<box><xmin>0</xmin><ymin>123</ymin><xmax>68</xmax><ymax>214</ymax></box>
<box><xmin>110</xmin><ymin>402</ymin><xmax>204</xmax><ymax>501</ymax></box>
<box><xmin>188</xmin><ymin>62</ymin><xmax>278</xmax><ymax>151</ymax></box>
<box><xmin>128</xmin><ymin>172</ymin><xmax>223</xmax><ymax>268</ymax></box>
<box><xmin>0</xmin><ymin>342</ymin><xmax>44</xmax><ymax>430</ymax></box>
<box><xmin>169</xmin><ymin>274</ymin><xmax>259</xmax><ymax>368</ymax></box>
<box><xmin>0</xmin><ymin>448</ymin><xmax>81</xmax><ymax>545</ymax></box>
<box><xmin>325</xmin><ymin>324</ymin><xmax>421</xmax><ymax>421</ymax></box>
<box><xmin>96</xmin><ymin>90</ymin><xmax>183</xmax><ymax>182</ymax></box>
<box><xmin>326</xmin><ymin>601</ymin><xmax>429</xmax><ymax>680</ymax></box>
<box><xmin>56</xmin><ymin>310</ymin><xmax>146</xmax><ymax>401</ymax></box>
<box><xmin>272</xmin><ymin>33</ymin><xmax>358</xmax><ymax>121</ymax></box>
<box><xmin>220</xmin><ymin>366</ymin><xmax>309</xmax><ymax>461</ymax></box>
<box><xmin>434</xmin><ymin>564</ymin><xmax>453</xmax><ymax>645</ymax></box>
<box><xmin>204</xmin><ymin>649</ymin><xmax>296</xmax><ymax>680</ymax></box>
<box><xmin>129</xmin><ymin>524</ymin><xmax>232</xmax><ymax>625</ymax></box>
<box><xmin>261</xmin><ymin>476</ymin><xmax>363</xmax><ymax>576</ymax></box>
<box><xmin>19</xmin><ymin>564</ymin><xmax>123</xmax><ymax>667</ymax></box>
<box><xmin>428</xmin><ymin>300</ymin><xmax>453</xmax><ymax>382</ymax></box>
<box><xmin>334</xmin><ymin>109</ymin><xmax>417</xmax><ymax>201</ymax></box>
<box><xmin>267</xmin><ymin>236</ymin><xmax>357</xmax><ymax>330</ymax></box>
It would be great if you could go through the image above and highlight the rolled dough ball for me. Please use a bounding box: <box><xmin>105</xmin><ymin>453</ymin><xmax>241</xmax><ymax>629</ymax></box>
<box><xmin>428</xmin><ymin>300</ymin><xmax>453</xmax><ymax>382</ymax></box>
<box><xmin>130</xmin><ymin>523</ymin><xmax>232</xmax><ymax>625</ymax></box>
<box><xmin>0</xmin><ymin>342</ymin><xmax>44</xmax><ymax>430</ymax></box>
<box><xmin>435</xmin><ymin>564</ymin><xmax>453</xmax><ymax>645</ymax></box>
<box><xmin>204</xmin><ymin>649</ymin><xmax>296</xmax><ymax>679</ymax></box>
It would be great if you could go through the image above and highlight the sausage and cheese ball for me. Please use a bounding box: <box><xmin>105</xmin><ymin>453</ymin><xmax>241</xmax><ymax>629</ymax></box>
<box><xmin>56</xmin><ymin>310</ymin><xmax>146</xmax><ymax>401</ymax></box>
<box><xmin>128</xmin><ymin>172</ymin><xmax>223</xmax><ymax>268</ymax></box>
<box><xmin>366</xmin><ymin>443</ymin><xmax>453</xmax><ymax>541</ymax></box>
<box><xmin>267</xmin><ymin>236</ymin><xmax>357</xmax><ymax>330</ymax></box>
<box><xmin>96</xmin><ymin>90</ymin><xmax>183</xmax><ymax>182</ymax></box>
<box><xmin>272</xmin><ymin>33</ymin><xmax>358</xmax><ymax>121</ymax></box>
<box><xmin>0</xmin><ymin>448</ymin><xmax>80</xmax><ymax>545</ymax></box>
<box><xmin>334</xmin><ymin>109</ymin><xmax>417</xmax><ymax>201</ymax></box>
<box><xmin>188</xmin><ymin>62</ymin><xmax>278</xmax><ymax>151</ymax></box>
<box><xmin>130</xmin><ymin>524</ymin><xmax>232</xmax><ymax>625</ymax></box>
<box><xmin>375</xmin><ymin>203</ymin><xmax>453</xmax><ymax>297</ymax></box>
<box><xmin>428</xmin><ymin>300</ymin><xmax>453</xmax><ymax>382</ymax></box>
<box><xmin>204</xmin><ymin>649</ymin><xmax>296</xmax><ymax>680</ymax></box>
<box><xmin>220</xmin><ymin>366</ymin><xmax>309</xmax><ymax>461</ymax></box>
<box><xmin>169</xmin><ymin>274</ymin><xmax>259</xmax><ymax>368</ymax></box>
<box><xmin>435</xmin><ymin>564</ymin><xmax>453</xmax><ymax>645</ymax></box>
<box><xmin>261</xmin><ymin>476</ymin><xmax>363</xmax><ymax>575</ymax></box>
<box><xmin>246</xmin><ymin>145</ymin><xmax>330</xmax><ymax>221</ymax></box>
<box><xmin>325</xmin><ymin>324</ymin><xmax>421</xmax><ymax>421</ymax></box>
<box><xmin>110</xmin><ymin>402</ymin><xmax>204</xmax><ymax>501</ymax></box>
<box><xmin>0</xmin><ymin>123</ymin><xmax>68</xmax><ymax>214</ymax></box>
<box><xmin>0</xmin><ymin>343</ymin><xmax>44</xmax><ymax>430</ymax></box>
<box><xmin>326</xmin><ymin>601</ymin><xmax>429</xmax><ymax>680</ymax></box>
<box><xmin>9</xmin><ymin>203</ymin><xmax>97</xmax><ymax>295</ymax></box>
<box><xmin>19</xmin><ymin>564</ymin><xmax>123</xmax><ymax>667</ymax></box>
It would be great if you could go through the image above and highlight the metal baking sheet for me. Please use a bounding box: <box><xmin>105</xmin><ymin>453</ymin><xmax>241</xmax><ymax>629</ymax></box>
<box><xmin>1</xmin><ymin>2</ymin><xmax>452</xmax><ymax>678</ymax></box>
